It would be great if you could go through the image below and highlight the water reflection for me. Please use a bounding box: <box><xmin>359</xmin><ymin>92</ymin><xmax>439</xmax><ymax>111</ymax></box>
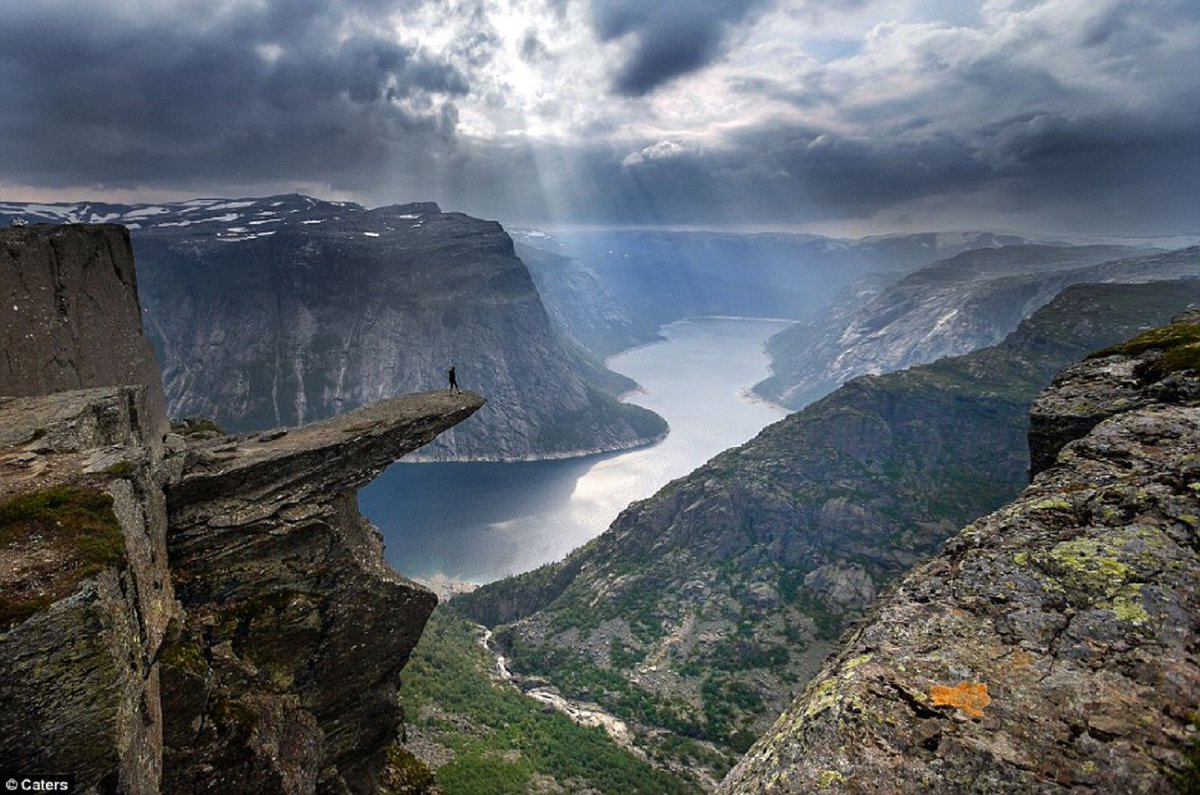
<box><xmin>358</xmin><ymin>318</ymin><xmax>789</xmax><ymax>583</ymax></box>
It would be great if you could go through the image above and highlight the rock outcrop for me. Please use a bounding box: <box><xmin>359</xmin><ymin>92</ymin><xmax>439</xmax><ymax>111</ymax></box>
<box><xmin>0</xmin><ymin>224</ymin><xmax>481</xmax><ymax>793</ymax></box>
<box><xmin>1</xmin><ymin>224</ymin><xmax>167</xmax><ymax>436</ymax></box>
<box><xmin>162</xmin><ymin>391</ymin><xmax>483</xmax><ymax>794</ymax></box>
<box><xmin>719</xmin><ymin>314</ymin><xmax>1200</xmax><ymax>792</ymax></box>
<box><xmin>0</xmin><ymin>384</ymin><xmax>173</xmax><ymax>795</ymax></box>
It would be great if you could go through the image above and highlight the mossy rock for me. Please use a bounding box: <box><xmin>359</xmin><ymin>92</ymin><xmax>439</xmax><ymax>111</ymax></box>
<box><xmin>103</xmin><ymin>460</ymin><xmax>135</xmax><ymax>479</ymax></box>
<box><xmin>381</xmin><ymin>744</ymin><xmax>438</xmax><ymax>795</ymax></box>
<box><xmin>170</xmin><ymin>416</ymin><xmax>226</xmax><ymax>438</ymax></box>
<box><xmin>1090</xmin><ymin>321</ymin><xmax>1200</xmax><ymax>378</ymax></box>
<box><xmin>0</xmin><ymin>485</ymin><xmax>126</xmax><ymax>628</ymax></box>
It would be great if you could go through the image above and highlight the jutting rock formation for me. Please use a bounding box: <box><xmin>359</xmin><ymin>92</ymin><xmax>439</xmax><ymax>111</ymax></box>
<box><xmin>0</xmin><ymin>224</ymin><xmax>482</xmax><ymax>793</ymax></box>
<box><xmin>719</xmin><ymin>312</ymin><xmax>1200</xmax><ymax>793</ymax></box>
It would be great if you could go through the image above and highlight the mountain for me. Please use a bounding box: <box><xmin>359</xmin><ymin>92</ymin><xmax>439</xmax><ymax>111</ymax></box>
<box><xmin>452</xmin><ymin>279</ymin><xmax>1200</xmax><ymax>785</ymax></box>
<box><xmin>516</xmin><ymin>241</ymin><xmax>650</xmax><ymax>359</ymax></box>
<box><xmin>756</xmin><ymin>244</ymin><xmax>1199</xmax><ymax>409</ymax></box>
<box><xmin>0</xmin><ymin>224</ymin><xmax>480</xmax><ymax>793</ymax></box>
<box><xmin>720</xmin><ymin>312</ymin><xmax>1200</xmax><ymax>794</ymax></box>
<box><xmin>0</xmin><ymin>196</ymin><xmax>666</xmax><ymax>461</ymax></box>
<box><xmin>508</xmin><ymin>229</ymin><xmax>1034</xmax><ymax>359</ymax></box>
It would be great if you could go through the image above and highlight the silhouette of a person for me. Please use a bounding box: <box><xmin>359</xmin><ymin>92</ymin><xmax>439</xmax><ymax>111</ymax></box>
<box><xmin>448</xmin><ymin>365</ymin><xmax>460</xmax><ymax>394</ymax></box>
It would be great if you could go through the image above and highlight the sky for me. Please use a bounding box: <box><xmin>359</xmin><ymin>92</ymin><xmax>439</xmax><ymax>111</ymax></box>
<box><xmin>0</xmin><ymin>0</ymin><xmax>1197</xmax><ymax>235</ymax></box>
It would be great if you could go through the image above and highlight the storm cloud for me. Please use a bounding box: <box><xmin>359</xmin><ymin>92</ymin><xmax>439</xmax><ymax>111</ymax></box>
<box><xmin>0</xmin><ymin>0</ymin><xmax>468</xmax><ymax>191</ymax></box>
<box><xmin>589</xmin><ymin>0</ymin><xmax>776</xmax><ymax>95</ymax></box>
<box><xmin>0</xmin><ymin>0</ymin><xmax>1197</xmax><ymax>235</ymax></box>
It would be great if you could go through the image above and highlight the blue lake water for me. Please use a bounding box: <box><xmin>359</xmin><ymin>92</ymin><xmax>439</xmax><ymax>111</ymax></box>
<box><xmin>358</xmin><ymin>317</ymin><xmax>790</xmax><ymax>584</ymax></box>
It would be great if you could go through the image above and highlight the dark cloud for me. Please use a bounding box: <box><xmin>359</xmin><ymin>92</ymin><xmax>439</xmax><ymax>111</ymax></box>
<box><xmin>590</xmin><ymin>0</ymin><xmax>775</xmax><ymax>95</ymax></box>
<box><xmin>1</xmin><ymin>0</ymin><xmax>1197</xmax><ymax>237</ymax></box>
<box><xmin>0</xmin><ymin>0</ymin><xmax>467</xmax><ymax>191</ymax></box>
<box><xmin>590</xmin><ymin>102</ymin><xmax>1200</xmax><ymax>233</ymax></box>
<box><xmin>431</xmin><ymin>93</ymin><xmax>1200</xmax><ymax>234</ymax></box>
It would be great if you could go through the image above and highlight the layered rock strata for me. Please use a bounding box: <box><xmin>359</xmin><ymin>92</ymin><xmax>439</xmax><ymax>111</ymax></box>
<box><xmin>162</xmin><ymin>391</ymin><xmax>483</xmax><ymax>794</ymax></box>
<box><xmin>0</xmin><ymin>385</ymin><xmax>173</xmax><ymax>794</ymax></box>
<box><xmin>0</xmin><ymin>224</ymin><xmax>482</xmax><ymax>793</ymax></box>
<box><xmin>719</xmin><ymin>315</ymin><xmax>1200</xmax><ymax>793</ymax></box>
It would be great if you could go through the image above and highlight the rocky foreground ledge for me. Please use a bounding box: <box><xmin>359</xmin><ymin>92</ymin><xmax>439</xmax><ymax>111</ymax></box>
<box><xmin>1</xmin><ymin>224</ymin><xmax>485</xmax><ymax>794</ymax></box>
<box><xmin>0</xmin><ymin>386</ymin><xmax>483</xmax><ymax>794</ymax></box>
<box><xmin>162</xmin><ymin>390</ymin><xmax>484</xmax><ymax>794</ymax></box>
<box><xmin>720</xmin><ymin>314</ymin><xmax>1200</xmax><ymax>793</ymax></box>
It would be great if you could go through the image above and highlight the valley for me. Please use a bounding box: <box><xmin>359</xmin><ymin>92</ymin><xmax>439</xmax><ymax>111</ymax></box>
<box><xmin>3</xmin><ymin>203</ymin><xmax>1198</xmax><ymax>794</ymax></box>
<box><xmin>4</xmin><ymin>4</ymin><xmax>1199</xmax><ymax>793</ymax></box>
<box><xmin>359</xmin><ymin>317</ymin><xmax>788</xmax><ymax>584</ymax></box>
<box><xmin>449</xmin><ymin>278</ymin><xmax>1200</xmax><ymax>785</ymax></box>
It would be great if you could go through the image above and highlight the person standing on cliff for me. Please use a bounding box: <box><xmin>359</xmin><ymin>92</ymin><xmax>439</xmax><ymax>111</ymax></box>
<box><xmin>448</xmin><ymin>365</ymin><xmax>461</xmax><ymax>394</ymax></box>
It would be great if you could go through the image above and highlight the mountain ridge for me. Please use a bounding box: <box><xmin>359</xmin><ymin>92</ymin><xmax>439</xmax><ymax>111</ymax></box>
<box><xmin>720</xmin><ymin>310</ymin><xmax>1200</xmax><ymax>793</ymax></box>
<box><xmin>756</xmin><ymin>244</ymin><xmax>1199</xmax><ymax>409</ymax></box>
<box><xmin>453</xmin><ymin>279</ymin><xmax>1200</xmax><ymax>785</ymax></box>
<box><xmin>0</xmin><ymin>196</ymin><xmax>667</xmax><ymax>461</ymax></box>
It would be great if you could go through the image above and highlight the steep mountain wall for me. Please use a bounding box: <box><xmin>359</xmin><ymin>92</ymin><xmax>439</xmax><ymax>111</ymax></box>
<box><xmin>720</xmin><ymin>313</ymin><xmax>1200</xmax><ymax>794</ymax></box>
<box><xmin>0</xmin><ymin>224</ymin><xmax>167</xmax><ymax>435</ymax></box>
<box><xmin>516</xmin><ymin>241</ymin><xmax>648</xmax><ymax>359</ymax></box>
<box><xmin>0</xmin><ymin>224</ymin><xmax>479</xmax><ymax>793</ymax></box>
<box><xmin>0</xmin><ymin>197</ymin><xmax>666</xmax><ymax>461</ymax></box>
<box><xmin>757</xmin><ymin>245</ymin><xmax>1199</xmax><ymax>409</ymax></box>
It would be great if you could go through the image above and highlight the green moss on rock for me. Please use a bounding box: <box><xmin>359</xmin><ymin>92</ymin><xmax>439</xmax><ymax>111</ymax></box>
<box><xmin>1090</xmin><ymin>321</ymin><xmax>1200</xmax><ymax>377</ymax></box>
<box><xmin>0</xmin><ymin>485</ymin><xmax>126</xmax><ymax>628</ymax></box>
<box><xmin>381</xmin><ymin>744</ymin><xmax>438</xmax><ymax>795</ymax></box>
<box><xmin>103</xmin><ymin>460</ymin><xmax>135</xmax><ymax>479</ymax></box>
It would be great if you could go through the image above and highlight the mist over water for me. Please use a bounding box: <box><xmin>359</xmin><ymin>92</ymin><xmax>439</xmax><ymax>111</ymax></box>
<box><xmin>359</xmin><ymin>317</ymin><xmax>789</xmax><ymax>583</ymax></box>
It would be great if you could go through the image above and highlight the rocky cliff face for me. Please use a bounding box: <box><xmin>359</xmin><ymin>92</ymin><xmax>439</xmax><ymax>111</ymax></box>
<box><xmin>0</xmin><ymin>196</ymin><xmax>666</xmax><ymax>461</ymax></box>
<box><xmin>1</xmin><ymin>224</ymin><xmax>167</xmax><ymax>435</ymax></box>
<box><xmin>0</xmin><ymin>384</ymin><xmax>174</xmax><ymax>795</ymax></box>
<box><xmin>161</xmin><ymin>389</ymin><xmax>483</xmax><ymax>794</ymax></box>
<box><xmin>516</xmin><ymin>241</ymin><xmax>648</xmax><ymax>360</ymax></box>
<box><xmin>756</xmin><ymin>245</ymin><xmax>1199</xmax><ymax>409</ymax></box>
<box><xmin>719</xmin><ymin>313</ymin><xmax>1200</xmax><ymax>794</ymax></box>
<box><xmin>0</xmin><ymin>224</ymin><xmax>481</xmax><ymax>793</ymax></box>
<box><xmin>455</xmin><ymin>280</ymin><xmax>1200</xmax><ymax>785</ymax></box>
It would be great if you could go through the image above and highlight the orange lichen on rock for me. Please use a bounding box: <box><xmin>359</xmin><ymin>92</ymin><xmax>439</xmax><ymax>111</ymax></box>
<box><xmin>930</xmin><ymin>682</ymin><xmax>991</xmax><ymax>718</ymax></box>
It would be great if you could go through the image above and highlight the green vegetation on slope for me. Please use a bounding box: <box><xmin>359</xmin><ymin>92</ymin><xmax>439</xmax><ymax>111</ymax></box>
<box><xmin>1090</xmin><ymin>317</ymin><xmax>1200</xmax><ymax>378</ymax></box>
<box><xmin>455</xmin><ymin>280</ymin><xmax>1200</xmax><ymax>779</ymax></box>
<box><xmin>0</xmin><ymin>485</ymin><xmax>125</xmax><ymax>628</ymax></box>
<box><xmin>399</xmin><ymin>606</ymin><xmax>698</xmax><ymax>795</ymax></box>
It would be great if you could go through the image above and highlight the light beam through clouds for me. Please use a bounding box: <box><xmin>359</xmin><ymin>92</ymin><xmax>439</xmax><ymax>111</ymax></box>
<box><xmin>0</xmin><ymin>0</ymin><xmax>1196</xmax><ymax>234</ymax></box>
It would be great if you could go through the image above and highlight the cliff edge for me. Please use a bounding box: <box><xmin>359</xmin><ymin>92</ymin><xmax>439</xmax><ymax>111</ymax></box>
<box><xmin>719</xmin><ymin>313</ymin><xmax>1200</xmax><ymax>792</ymax></box>
<box><xmin>1</xmin><ymin>224</ymin><xmax>167</xmax><ymax>436</ymax></box>
<box><xmin>0</xmin><ymin>225</ymin><xmax>483</xmax><ymax>794</ymax></box>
